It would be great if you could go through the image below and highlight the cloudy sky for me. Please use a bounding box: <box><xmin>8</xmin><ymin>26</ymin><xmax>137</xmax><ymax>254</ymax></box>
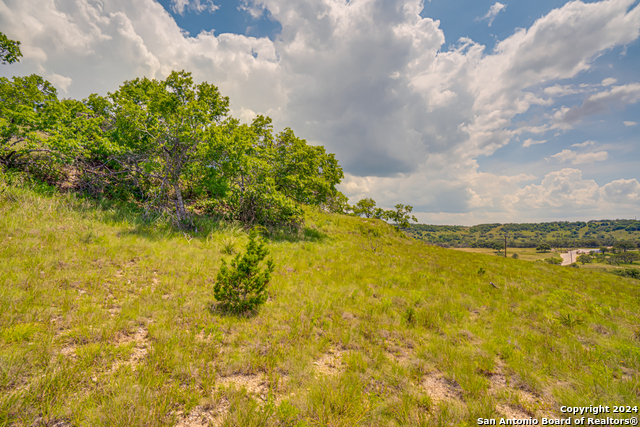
<box><xmin>1</xmin><ymin>0</ymin><xmax>639</xmax><ymax>225</ymax></box>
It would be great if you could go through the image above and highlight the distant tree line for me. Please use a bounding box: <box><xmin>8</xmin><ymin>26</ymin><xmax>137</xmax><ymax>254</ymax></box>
<box><xmin>1</xmin><ymin>32</ymin><xmax>346</xmax><ymax>228</ymax></box>
<box><xmin>406</xmin><ymin>220</ymin><xmax>640</xmax><ymax>249</ymax></box>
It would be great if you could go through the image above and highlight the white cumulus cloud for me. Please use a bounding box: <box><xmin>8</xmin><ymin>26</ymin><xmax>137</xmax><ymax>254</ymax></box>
<box><xmin>512</xmin><ymin>168</ymin><xmax>600</xmax><ymax>209</ymax></box>
<box><xmin>601</xmin><ymin>178</ymin><xmax>640</xmax><ymax>204</ymax></box>
<box><xmin>543</xmin><ymin>84</ymin><xmax>581</xmax><ymax>97</ymax></box>
<box><xmin>551</xmin><ymin>149</ymin><xmax>609</xmax><ymax>164</ymax></box>
<box><xmin>571</xmin><ymin>140</ymin><xmax>596</xmax><ymax>147</ymax></box>
<box><xmin>171</xmin><ymin>0</ymin><xmax>220</xmax><ymax>15</ymax></box>
<box><xmin>504</xmin><ymin>169</ymin><xmax>640</xmax><ymax>220</ymax></box>
<box><xmin>477</xmin><ymin>2</ymin><xmax>507</xmax><ymax>27</ymax></box>
<box><xmin>46</xmin><ymin>73</ymin><xmax>73</xmax><ymax>93</ymax></box>
<box><xmin>523</xmin><ymin>138</ymin><xmax>547</xmax><ymax>147</ymax></box>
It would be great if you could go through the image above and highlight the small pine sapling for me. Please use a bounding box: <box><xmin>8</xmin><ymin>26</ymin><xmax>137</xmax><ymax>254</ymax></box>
<box><xmin>214</xmin><ymin>228</ymin><xmax>275</xmax><ymax>314</ymax></box>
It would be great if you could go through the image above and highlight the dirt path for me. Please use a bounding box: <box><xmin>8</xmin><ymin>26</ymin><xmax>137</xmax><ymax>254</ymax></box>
<box><xmin>560</xmin><ymin>249</ymin><xmax>598</xmax><ymax>266</ymax></box>
<box><xmin>560</xmin><ymin>250</ymin><xmax>578</xmax><ymax>266</ymax></box>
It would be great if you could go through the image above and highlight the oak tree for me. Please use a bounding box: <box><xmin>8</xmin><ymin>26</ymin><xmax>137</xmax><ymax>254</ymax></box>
<box><xmin>108</xmin><ymin>70</ymin><xmax>229</xmax><ymax>223</ymax></box>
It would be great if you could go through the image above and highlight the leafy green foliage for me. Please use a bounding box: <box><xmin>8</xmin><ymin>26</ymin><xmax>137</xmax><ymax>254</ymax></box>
<box><xmin>272</xmin><ymin>127</ymin><xmax>344</xmax><ymax>207</ymax></box>
<box><xmin>614</xmin><ymin>240</ymin><xmax>637</xmax><ymax>252</ymax></box>
<box><xmin>386</xmin><ymin>204</ymin><xmax>418</xmax><ymax>229</ymax></box>
<box><xmin>0</xmin><ymin>75</ymin><xmax>59</xmax><ymax>171</ymax></box>
<box><xmin>536</xmin><ymin>243</ymin><xmax>551</xmax><ymax>252</ymax></box>
<box><xmin>106</xmin><ymin>70</ymin><xmax>229</xmax><ymax>223</ymax></box>
<box><xmin>351</xmin><ymin>198</ymin><xmax>378</xmax><ymax>218</ymax></box>
<box><xmin>577</xmin><ymin>254</ymin><xmax>592</xmax><ymax>264</ymax></box>
<box><xmin>613</xmin><ymin>252</ymin><xmax>640</xmax><ymax>264</ymax></box>
<box><xmin>349</xmin><ymin>198</ymin><xmax>418</xmax><ymax>228</ymax></box>
<box><xmin>492</xmin><ymin>241</ymin><xmax>505</xmax><ymax>251</ymax></box>
<box><xmin>214</xmin><ymin>229</ymin><xmax>275</xmax><ymax>314</ymax></box>
<box><xmin>0</xmin><ymin>32</ymin><xmax>22</xmax><ymax>65</ymax></box>
<box><xmin>1</xmin><ymin>63</ymin><xmax>345</xmax><ymax>228</ymax></box>
<box><xmin>198</xmin><ymin>118</ymin><xmax>306</xmax><ymax>227</ymax></box>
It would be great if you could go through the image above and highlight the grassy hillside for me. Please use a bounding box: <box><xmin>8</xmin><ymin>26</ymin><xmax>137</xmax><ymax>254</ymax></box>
<box><xmin>407</xmin><ymin>221</ymin><xmax>640</xmax><ymax>249</ymax></box>
<box><xmin>1</xmin><ymin>176</ymin><xmax>639</xmax><ymax>427</ymax></box>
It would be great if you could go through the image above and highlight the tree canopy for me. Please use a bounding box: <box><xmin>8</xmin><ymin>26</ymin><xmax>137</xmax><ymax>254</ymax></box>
<box><xmin>0</xmin><ymin>32</ymin><xmax>22</xmax><ymax>65</ymax></box>
<box><xmin>536</xmin><ymin>243</ymin><xmax>551</xmax><ymax>253</ymax></box>
<box><xmin>614</xmin><ymin>241</ymin><xmax>636</xmax><ymax>252</ymax></box>
<box><xmin>103</xmin><ymin>71</ymin><xmax>230</xmax><ymax>223</ymax></box>
<box><xmin>0</xmin><ymin>63</ymin><xmax>346</xmax><ymax>228</ymax></box>
<box><xmin>348</xmin><ymin>199</ymin><xmax>418</xmax><ymax>228</ymax></box>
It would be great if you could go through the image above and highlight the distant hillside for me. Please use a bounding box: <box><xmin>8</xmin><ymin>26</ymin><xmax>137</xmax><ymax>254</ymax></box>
<box><xmin>407</xmin><ymin>219</ymin><xmax>640</xmax><ymax>248</ymax></box>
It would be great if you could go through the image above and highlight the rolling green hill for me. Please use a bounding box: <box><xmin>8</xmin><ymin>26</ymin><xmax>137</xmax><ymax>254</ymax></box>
<box><xmin>1</xmin><ymin>176</ymin><xmax>639</xmax><ymax>427</ymax></box>
<box><xmin>407</xmin><ymin>220</ymin><xmax>640</xmax><ymax>249</ymax></box>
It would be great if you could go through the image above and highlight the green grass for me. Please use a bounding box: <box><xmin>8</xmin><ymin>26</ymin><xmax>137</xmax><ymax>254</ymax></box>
<box><xmin>1</xmin><ymin>174</ymin><xmax>639</xmax><ymax>426</ymax></box>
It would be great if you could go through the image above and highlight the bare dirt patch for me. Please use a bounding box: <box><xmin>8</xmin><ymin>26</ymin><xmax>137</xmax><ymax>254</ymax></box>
<box><xmin>215</xmin><ymin>371</ymin><xmax>290</xmax><ymax>406</ymax></box>
<box><xmin>112</xmin><ymin>326</ymin><xmax>149</xmax><ymax>371</ymax></box>
<box><xmin>421</xmin><ymin>371</ymin><xmax>463</xmax><ymax>404</ymax></box>
<box><xmin>385</xmin><ymin>343</ymin><xmax>412</xmax><ymax>364</ymax></box>
<box><xmin>30</xmin><ymin>417</ymin><xmax>74</xmax><ymax>427</ymax></box>
<box><xmin>313</xmin><ymin>348</ymin><xmax>345</xmax><ymax>376</ymax></box>
<box><xmin>195</xmin><ymin>329</ymin><xmax>209</xmax><ymax>343</ymax></box>
<box><xmin>59</xmin><ymin>345</ymin><xmax>77</xmax><ymax>359</ymax></box>
<box><xmin>217</xmin><ymin>373</ymin><xmax>269</xmax><ymax>398</ymax></box>
<box><xmin>619</xmin><ymin>366</ymin><xmax>636</xmax><ymax>382</ymax></box>
<box><xmin>175</xmin><ymin>400</ymin><xmax>229</xmax><ymax>427</ymax></box>
<box><xmin>487</xmin><ymin>361</ymin><xmax>555</xmax><ymax>418</ymax></box>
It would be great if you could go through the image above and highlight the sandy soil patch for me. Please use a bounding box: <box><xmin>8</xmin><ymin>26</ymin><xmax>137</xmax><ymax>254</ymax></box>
<box><xmin>313</xmin><ymin>348</ymin><xmax>345</xmax><ymax>376</ymax></box>
<box><xmin>488</xmin><ymin>362</ymin><xmax>556</xmax><ymax>418</ymax></box>
<box><xmin>385</xmin><ymin>343</ymin><xmax>412</xmax><ymax>364</ymax></box>
<box><xmin>30</xmin><ymin>417</ymin><xmax>74</xmax><ymax>427</ymax></box>
<box><xmin>421</xmin><ymin>372</ymin><xmax>463</xmax><ymax>404</ymax></box>
<box><xmin>112</xmin><ymin>326</ymin><xmax>149</xmax><ymax>371</ymax></box>
<box><xmin>217</xmin><ymin>373</ymin><xmax>269</xmax><ymax>397</ymax></box>
<box><xmin>175</xmin><ymin>400</ymin><xmax>229</xmax><ymax>427</ymax></box>
<box><xmin>59</xmin><ymin>345</ymin><xmax>77</xmax><ymax>359</ymax></box>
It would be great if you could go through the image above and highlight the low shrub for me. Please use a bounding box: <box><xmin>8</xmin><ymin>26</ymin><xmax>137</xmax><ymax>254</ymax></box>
<box><xmin>214</xmin><ymin>228</ymin><xmax>275</xmax><ymax>314</ymax></box>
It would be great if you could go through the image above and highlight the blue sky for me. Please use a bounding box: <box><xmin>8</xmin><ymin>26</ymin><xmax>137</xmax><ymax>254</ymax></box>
<box><xmin>154</xmin><ymin>0</ymin><xmax>281</xmax><ymax>39</ymax></box>
<box><xmin>1</xmin><ymin>0</ymin><xmax>639</xmax><ymax>224</ymax></box>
